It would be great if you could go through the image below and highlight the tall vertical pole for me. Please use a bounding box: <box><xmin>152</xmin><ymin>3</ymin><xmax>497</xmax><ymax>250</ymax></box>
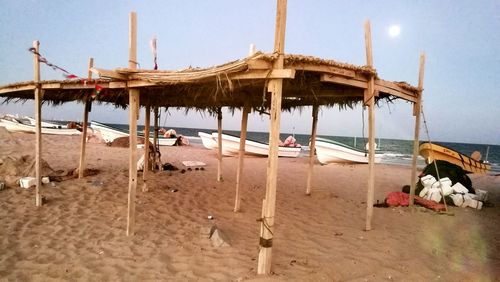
<box><xmin>153</xmin><ymin>107</ymin><xmax>159</xmax><ymax>170</ymax></box>
<box><xmin>409</xmin><ymin>53</ymin><xmax>426</xmax><ymax>205</ymax></box>
<box><xmin>216</xmin><ymin>107</ymin><xmax>223</xmax><ymax>182</ymax></box>
<box><xmin>257</xmin><ymin>0</ymin><xmax>287</xmax><ymax>275</ymax></box>
<box><xmin>79</xmin><ymin>57</ymin><xmax>93</xmax><ymax>179</ymax></box>
<box><xmin>306</xmin><ymin>105</ymin><xmax>319</xmax><ymax>195</ymax></box>
<box><xmin>33</xmin><ymin>40</ymin><xmax>42</xmax><ymax>207</ymax></box>
<box><xmin>127</xmin><ymin>11</ymin><xmax>139</xmax><ymax>236</ymax></box>
<box><xmin>234</xmin><ymin>102</ymin><xmax>250</xmax><ymax>212</ymax></box>
<box><xmin>364</xmin><ymin>20</ymin><xmax>376</xmax><ymax>231</ymax></box>
<box><xmin>142</xmin><ymin>104</ymin><xmax>151</xmax><ymax>191</ymax></box>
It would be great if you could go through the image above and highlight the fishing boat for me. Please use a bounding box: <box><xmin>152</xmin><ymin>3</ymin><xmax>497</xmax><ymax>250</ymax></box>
<box><xmin>209</xmin><ymin>132</ymin><xmax>301</xmax><ymax>158</ymax></box>
<box><xmin>91</xmin><ymin>121</ymin><xmax>177</xmax><ymax>146</ymax></box>
<box><xmin>198</xmin><ymin>132</ymin><xmax>218</xmax><ymax>150</ymax></box>
<box><xmin>0</xmin><ymin>115</ymin><xmax>81</xmax><ymax>135</ymax></box>
<box><xmin>419</xmin><ymin>142</ymin><xmax>491</xmax><ymax>174</ymax></box>
<box><xmin>314</xmin><ymin>137</ymin><xmax>382</xmax><ymax>164</ymax></box>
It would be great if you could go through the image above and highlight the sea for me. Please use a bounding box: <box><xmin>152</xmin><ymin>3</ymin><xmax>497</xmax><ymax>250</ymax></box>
<box><xmin>107</xmin><ymin>123</ymin><xmax>500</xmax><ymax>174</ymax></box>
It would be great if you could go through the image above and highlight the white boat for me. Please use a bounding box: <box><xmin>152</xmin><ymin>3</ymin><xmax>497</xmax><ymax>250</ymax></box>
<box><xmin>314</xmin><ymin>137</ymin><xmax>382</xmax><ymax>164</ymax></box>
<box><xmin>0</xmin><ymin>116</ymin><xmax>81</xmax><ymax>135</ymax></box>
<box><xmin>198</xmin><ymin>132</ymin><xmax>218</xmax><ymax>150</ymax></box>
<box><xmin>91</xmin><ymin>121</ymin><xmax>177</xmax><ymax>146</ymax></box>
<box><xmin>210</xmin><ymin>132</ymin><xmax>301</xmax><ymax>158</ymax></box>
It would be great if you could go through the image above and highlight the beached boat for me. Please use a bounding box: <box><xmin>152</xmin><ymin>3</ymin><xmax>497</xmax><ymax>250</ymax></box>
<box><xmin>314</xmin><ymin>137</ymin><xmax>382</xmax><ymax>164</ymax></box>
<box><xmin>198</xmin><ymin>132</ymin><xmax>218</xmax><ymax>150</ymax></box>
<box><xmin>0</xmin><ymin>116</ymin><xmax>81</xmax><ymax>135</ymax></box>
<box><xmin>91</xmin><ymin>121</ymin><xmax>177</xmax><ymax>146</ymax></box>
<box><xmin>210</xmin><ymin>132</ymin><xmax>301</xmax><ymax>158</ymax></box>
<box><xmin>419</xmin><ymin>142</ymin><xmax>491</xmax><ymax>174</ymax></box>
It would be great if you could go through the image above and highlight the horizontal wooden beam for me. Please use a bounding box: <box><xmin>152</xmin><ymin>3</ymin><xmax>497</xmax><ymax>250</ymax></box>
<box><xmin>320</xmin><ymin>74</ymin><xmax>367</xmax><ymax>89</ymax></box>
<box><xmin>0</xmin><ymin>84</ymin><xmax>36</xmax><ymax>94</ymax></box>
<box><xmin>231</xmin><ymin>69</ymin><xmax>295</xmax><ymax>80</ymax></box>
<box><xmin>292</xmin><ymin>63</ymin><xmax>356</xmax><ymax>78</ymax></box>
<box><xmin>90</xmin><ymin>68</ymin><xmax>128</xmax><ymax>80</ymax></box>
<box><xmin>374</xmin><ymin>79</ymin><xmax>417</xmax><ymax>102</ymax></box>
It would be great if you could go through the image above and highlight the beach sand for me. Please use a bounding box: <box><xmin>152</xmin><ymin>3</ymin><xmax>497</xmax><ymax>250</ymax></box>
<box><xmin>1</xmin><ymin>129</ymin><xmax>499</xmax><ymax>281</ymax></box>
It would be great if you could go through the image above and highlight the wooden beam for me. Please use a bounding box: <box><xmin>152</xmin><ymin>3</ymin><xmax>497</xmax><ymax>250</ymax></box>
<box><xmin>0</xmin><ymin>84</ymin><xmax>36</xmax><ymax>94</ymax></box>
<box><xmin>109</xmin><ymin>82</ymin><xmax>127</xmax><ymax>89</ymax></box>
<box><xmin>90</xmin><ymin>67</ymin><xmax>128</xmax><ymax>80</ymax></box>
<box><xmin>234</xmin><ymin>103</ymin><xmax>250</xmax><ymax>212</ymax></box>
<box><xmin>230</xmin><ymin>69</ymin><xmax>295</xmax><ymax>80</ymax></box>
<box><xmin>293</xmin><ymin>63</ymin><xmax>356</xmax><ymax>78</ymax></box>
<box><xmin>126</xmin><ymin>11</ymin><xmax>138</xmax><ymax>237</ymax></box>
<box><xmin>247</xmin><ymin>58</ymin><xmax>272</xmax><ymax>70</ymax></box>
<box><xmin>153</xmin><ymin>107</ymin><xmax>159</xmax><ymax>171</ymax></box>
<box><xmin>257</xmin><ymin>0</ymin><xmax>287</xmax><ymax>275</ymax></box>
<box><xmin>142</xmin><ymin>104</ymin><xmax>151</xmax><ymax>192</ymax></box>
<box><xmin>33</xmin><ymin>40</ymin><xmax>42</xmax><ymax>207</ymax></box>
<box><xmin>306</xmin><ymin>105</ymin><xmax>319</xmax><ymax>195</ymax></box>
<box><xmin>78</xmin><ymin>57</ymin><xmax>93</xmax><ymax>179</ymax></box>
<box><xmin>409</xmin><ymin>53</ymin><xmax>426</xmax><ymax>206</ymax></box>
<box><xmin>364</xmin><ymin>20</ymin><xmax>376</xmax><ymax>232</ymax></box>
<box><xmin>216</xmin><ymin>108</ymin><xmax>223</xmax><ymax>182</ymax></box>
<box><xmin>320</xmin><ymin>74</ymin><xmax>368</xmax><ymax>89</ymax></box>
<box><xmin>374</xmin><ymin>84</ymin><xmax>417</xmax><ymax>103</ymax></box>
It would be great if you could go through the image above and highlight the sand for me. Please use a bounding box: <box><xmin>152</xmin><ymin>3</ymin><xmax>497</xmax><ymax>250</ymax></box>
<box><xmin>0</xmin><ymin>129</ymin><xmax>499</xmax><ymax>281</ymax></box>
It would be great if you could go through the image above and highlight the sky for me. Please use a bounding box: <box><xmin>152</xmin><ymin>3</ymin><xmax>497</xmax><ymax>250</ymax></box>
<box><xmin>0</xmin><ymin>0</ymin><xmax>499</xmax><ymax>145</ymax></box>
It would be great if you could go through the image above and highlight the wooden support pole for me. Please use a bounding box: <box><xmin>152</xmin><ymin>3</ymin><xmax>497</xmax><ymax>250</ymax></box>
<box><xmin>33</xmin><ymin>40</ymin><xmax>42</xmax><ymax>207</ymax></box>
<box><xmin>126</xmin><ymin>11</ymin><xmax>139</xmax><ymax>236</ymax></box>
<box><xmin>142</xmin><ymin>104</ymin><xmax>151</xmax><ymax>192</ymax></box>
<box><xmin>364</xmin><ymin>20</ymin><xmax>376</xmax><ymax>231</ymax></box>
<box><xmin>306</xmin><ymin>105</ymin><xmax>319</xmax><ymax>195</ymax></box>
<box><xmin>78</xmin><ymin>57</ymin><xmax>94</xmax><ymax>179</ymax></box>
<box><xmin>216</xmin><ymin>107</ymin><xmax>223</xmax><ymax>182</ymax></box>
<box><xmin>409</xmin><ymin>53</ymin><xmax>426</xmax><ymax>205</ymax></box>
<box><xmin>257</xmin><ymin>0</ymin><xmax>287</xmax><ymax>275</ymax></box>
<box><xmin>153</xmin><ymin>107</ymin><xmax>159</xmax><ymax>170</ymax></box>
<box><xmin>234</xmin><ymin>103</ymin><xmax>250</xmax><ymax>212</ymax></box>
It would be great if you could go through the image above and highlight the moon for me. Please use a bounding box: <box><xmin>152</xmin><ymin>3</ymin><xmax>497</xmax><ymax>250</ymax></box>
<box><xmin>388</xmin><ymin>25</ymin><xmax>401</xmax><ymax>38</ymax></box>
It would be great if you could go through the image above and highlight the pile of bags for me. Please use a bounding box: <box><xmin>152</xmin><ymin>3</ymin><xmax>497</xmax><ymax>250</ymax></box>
<box><xmin>418</xmin><ymin>174</ymin><xmax>488</xmax><ymax>209</ymax></box>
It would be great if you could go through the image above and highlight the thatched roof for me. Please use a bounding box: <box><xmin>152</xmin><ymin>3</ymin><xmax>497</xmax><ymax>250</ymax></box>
<box><xmin>0</xmin><ymin>52</ymin><xmax>420</xmax><ymax>111</ymax></box>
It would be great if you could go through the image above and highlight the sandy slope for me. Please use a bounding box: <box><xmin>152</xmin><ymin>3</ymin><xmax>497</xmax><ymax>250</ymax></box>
<box><xmin>0</xmin><ymin>130</ymin><xmax>498</xmax><ymax>281</ymax></box>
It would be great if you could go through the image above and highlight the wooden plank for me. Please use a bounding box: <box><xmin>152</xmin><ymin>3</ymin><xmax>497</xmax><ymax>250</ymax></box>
<box><xmin>257</xmin><ymin>0</ymin><xmax>287</xmax><ymax>275</ymax></box>
<box><xmin>230</xmin><ymin>69</ymin><xmax>295</xmax><ymax>80</ymax></box>
<box><xmin>60</xmin><ymin>83</ymin><xmax>97</xmax><ymax>90</ymax></box>
<box><xmin>320</xmin><ymin>74</ymin><xmax>367</xmax><ymax>88</ymax></box>
<box><xmin>78</xmin><ymin>57</ymin><xmax>93</xmax><ymax>179</ymax></box>
<box><xmin>127</xmin><ymin>80</ymin><xmax>158</xmax><ymax>88</ymax></box>
<box><xmin>234</xmin><ymin>103</ymin><xmax>250</xmax><ymax>212</ymax></box>
<box><xmin>126</xmin><ymin>11</ymin><xmax>138</xmax><ymax>237</ymax></box>
<box><xmin>33</xmin><ymin>40</ymin><xmax>42</xmax><ymax>207</ymax></box>
<box><xmin>306</xmin><ymin>105</ymin><xmax>318</xmax><ymax>195</ymax></box>
<box><xmin>364</xmin><ymin>20</ymin><xmax>376</xmax><ymax>232</ymax></box>
<box><xmin>409</xmin><ymin>53</ymin><xmax>426</xmax><ymax>206</ymax></box>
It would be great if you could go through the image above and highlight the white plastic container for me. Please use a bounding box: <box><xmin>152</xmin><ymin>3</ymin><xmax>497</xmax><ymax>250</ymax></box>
<box><xmin>20</xmin><ymin>177</ymin><xmax>36</xmax><ymax>188</ymax></box>
<box><xmin>420</xmin><ymin>175</ymin><xmax>436</xmax><ymax>187</ymax></box>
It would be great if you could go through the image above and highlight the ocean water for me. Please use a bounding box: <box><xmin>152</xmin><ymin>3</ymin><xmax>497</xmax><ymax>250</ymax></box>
<box><xmin>108</xmin><ymin>123</ymin><xmax>500</xmax><ymax>174</ymax></box>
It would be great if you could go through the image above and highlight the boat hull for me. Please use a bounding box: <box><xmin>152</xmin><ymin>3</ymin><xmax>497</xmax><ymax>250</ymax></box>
<box><xmin>198</xmin><ymin>132</ymin><xmax>218</xmax><ymax>150</ymax></box>
<box><xmin>419</xmin><ymin>142</ymin><xmax>490</xmax><ymax>174</ymax></box>
<box><xmin>0</xmin><ymin>118</ymin><xmax>81</xmax><ymax>135</ymax></box>
<box><xmin>210</xmin><ymin>133</ymin><xmax>301</xmax><ymax>158</ymax></box>
<box><xmin>91</xmin><ymin>121</ymin><xmax>177</xmax><ymax>146</ymax></box>
<box><xmin>314</xmin><ymin>138</ymin><xmax>382</xmax><ymax>164</ymax></box>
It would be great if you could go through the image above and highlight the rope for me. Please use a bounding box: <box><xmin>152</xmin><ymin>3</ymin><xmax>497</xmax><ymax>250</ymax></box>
<box><xmin>257</xmin><ymin>217</ymin><xmax>274</xmax><ymax>236</ymax></box>
<box><xmin>421</xmin><ymin>106</ymin><xmax>448</xmax><ymax>212</ymax></box>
